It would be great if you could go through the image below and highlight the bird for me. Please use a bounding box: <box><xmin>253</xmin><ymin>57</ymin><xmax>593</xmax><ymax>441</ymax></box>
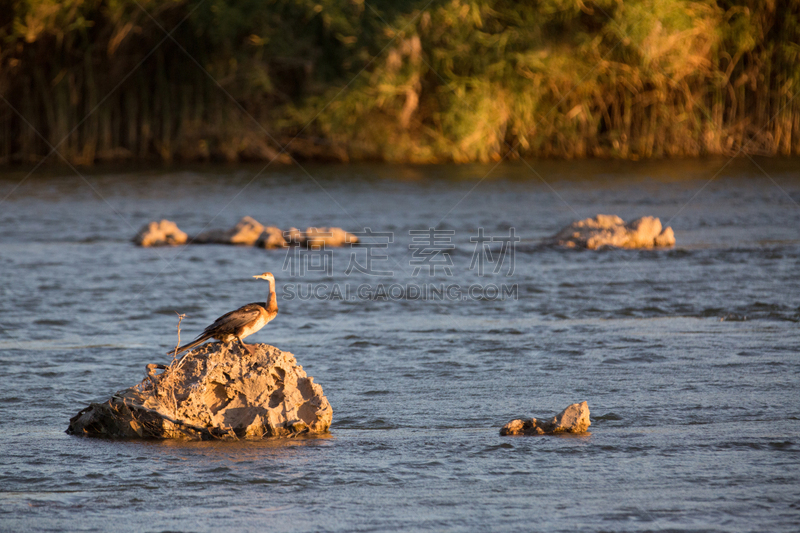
<box><xmin>169</xmin><ymin>272</ymin><xmax>278</xmax><ymax>357</ymax></box>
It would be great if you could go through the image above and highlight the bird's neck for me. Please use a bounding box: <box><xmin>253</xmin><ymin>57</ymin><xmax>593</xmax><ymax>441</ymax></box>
<box><xmin>266</xmin><ymin>279</ymin><xmax>278</xmax><ymax>312</ymax></box>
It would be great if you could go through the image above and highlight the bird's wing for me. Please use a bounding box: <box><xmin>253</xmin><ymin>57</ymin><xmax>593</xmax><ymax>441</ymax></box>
<box><xmin>203</xmin><ymin>303</ymin><xmax>264</xmax><ymax>335</ymax></box>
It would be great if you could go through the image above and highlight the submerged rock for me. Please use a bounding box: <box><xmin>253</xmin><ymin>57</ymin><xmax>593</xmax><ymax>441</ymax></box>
<box><xmin>134</xmin><ymin>220</ymin><xmax>188</xmax><ymax>247</ymax></box>
<box><xmin>194</xmin><ymin>216</ymin><xmax>265</xmax><ymax>246</ymax></box>
<box><xmin>67</xmin><ymin>343</ymin><xmax>332</xmax><ymax>440</ymax></box>
<box><xmin>552</xmin><ymin>215</ymin><xmax>675</xmax><ymax>249</ymax></box>
<box><xmin>500</xmin><ymin>401</ymin><xmax>591</xmax><ymax>436</ymax></box>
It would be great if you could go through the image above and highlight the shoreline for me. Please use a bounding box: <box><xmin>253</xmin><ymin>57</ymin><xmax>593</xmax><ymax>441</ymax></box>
<box><xmin>3</xmin><ymin>153</ymin><xmax>800</xmax><ymax>173</ymax></box>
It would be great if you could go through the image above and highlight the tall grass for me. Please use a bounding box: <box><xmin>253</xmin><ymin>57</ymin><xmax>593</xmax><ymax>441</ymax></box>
<box><xmin>1</xmin><ymin>0</ymin><xmax>798</xmax><ymax>164</ymax></box>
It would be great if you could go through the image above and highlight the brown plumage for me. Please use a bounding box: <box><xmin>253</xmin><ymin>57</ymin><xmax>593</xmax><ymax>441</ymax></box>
<box><xmin>169</xmin><ymin>272</ymin><xmax>278</xmax><ymax>356</ymax></box>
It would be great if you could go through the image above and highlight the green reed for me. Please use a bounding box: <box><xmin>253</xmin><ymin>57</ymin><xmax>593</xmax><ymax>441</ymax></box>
<box><xmin>1</xmin><ymin>0</ymin><xmax>798</xmax><ymax>164</ymax></box>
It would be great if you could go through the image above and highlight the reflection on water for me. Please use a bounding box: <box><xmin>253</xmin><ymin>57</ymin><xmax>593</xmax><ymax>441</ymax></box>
<box><xmin>1</xmin><ymin>158</ymin><xmax>799</xmax><ymax>532</ymax></box>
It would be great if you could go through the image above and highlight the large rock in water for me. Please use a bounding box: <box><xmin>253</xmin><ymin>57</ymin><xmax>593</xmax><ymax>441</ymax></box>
<box><xmin>134</xmin><ymin>220</ymin><xmax>188</xmax><ymax>247</ymax></box>
<box><xmin>500</xmin><ymin>401</ymin><xmax>591</xmax><ymax>436</ymax></box>
<box><xmin>552</xmin><ymin>215</ymin><xmax>675</xmax><ymax>249</ymax></box>
<box><xmin>67</xmin><ymin>343</ymin><xmax>332</xmax><ymax>440</ymax></box>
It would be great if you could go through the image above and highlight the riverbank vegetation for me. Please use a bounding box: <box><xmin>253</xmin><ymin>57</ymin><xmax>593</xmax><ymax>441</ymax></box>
<box><xmin>1</xmin><ymin>0</ymin><xmax>798</xmax><ymax>164</ymax></box>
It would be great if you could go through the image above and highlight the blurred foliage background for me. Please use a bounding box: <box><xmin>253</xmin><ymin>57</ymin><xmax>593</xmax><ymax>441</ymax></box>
<box><xmin>1</xmin><ymin>0</ymin><xmax>799</xmax><ymax>164</ymax></box>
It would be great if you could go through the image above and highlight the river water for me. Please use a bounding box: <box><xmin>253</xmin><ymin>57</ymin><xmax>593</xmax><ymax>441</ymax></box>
<box><xmin>1</xmin><ymin>158</ymin><xmax>798</xmax><ymax>532</ymax></box>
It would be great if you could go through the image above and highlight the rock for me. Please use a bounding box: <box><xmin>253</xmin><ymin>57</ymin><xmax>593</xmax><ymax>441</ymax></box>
<box><xmin>500</xmin><ymin>401</ymin><xmax>591</xmax><ymax>436</ymax></box>
<box><xmin>133</xmin><ymin>219</ymin><xmax>361</xmax><ymax>249</ymax></box>
<box><xmin>551</xmin><ymin>215</ymin><xmax>675</xmax><ymax>249</ymax></box>
<box><xmin>134</xmin><ymin>220</ymin><xmax>188</xmax><ymax>247</ymax></box>
<box><xmin>194</xmin><ymin>216</ymin><xmax>266</xmax><ymax>246</ymax></box>
<box><xmin>66</xmin><ymin>343</ymin><xmax>332</xmax><ymax>440</ymax></box>
<box><xmin>284</xmin><ymin>227</ymin><xmax>307</xmax><ymax>246</ymax></box>
<box><xmin>549</xmin><ymin>401</ymin><xmax>591</xmax><ymax>433</ymax></box>
<box><xmin>256</xmin><ymin>226</ymin><xmax>287</xmax><ymax>249</ymax></box>
<box><xmin>654</xmin><ymin>225</ymin><xmax>676</xmax><ymax>247</ymax></box>
<box><xmin>304</xmin><ymin>227</ymin><xmax>359</xmax><ymax>248</ymax></box>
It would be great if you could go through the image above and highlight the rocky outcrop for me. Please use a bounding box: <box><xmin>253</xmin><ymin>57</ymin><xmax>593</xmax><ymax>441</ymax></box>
<box><xmin>284</xmin><ymin>227</ymin><xmax>307</xmax><ymax>246</ymax></box>
<box><xmin>552</xmin><ymin>215</ymin><xmax>675</xmax><ymax>249</ymax></box>
<box><xmin>67</xmin><ymin>343</ymin><xmax>332</xmax><ymax>440</ymax></box>
<box><xmin>256</xmin><ymin>226</ymin><xmax>287</xmax><ymax>249</ymax></box>
<box><xmin>134</xmin><ymin>220</ymin><xmax>188</xmax><ymax>247</ymax></box>
<box><xmin>500</xmin><ymin>401</ymin><xmax>591</xmax><ymax>436</ymax></box>
<box><xmin>304</xmin><ymin>227</ymin><xmax>359</xmax><ymax>248</ymax></box>
<box><xmin>135</xmin><ymin>216</ymin><xmax>359</xmax><ymax>249</ymax></box>
<box><xmin>194</xmin><ymin>216</ymin><xmax>266</xmax><ymax>246</ymax></box>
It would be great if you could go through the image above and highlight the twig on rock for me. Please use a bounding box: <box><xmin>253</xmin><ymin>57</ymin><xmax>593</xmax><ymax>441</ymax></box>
<box><xmin>172</xmin><ymin>312</ymin><xmax>186</xmax><ymax>364</ymax></box>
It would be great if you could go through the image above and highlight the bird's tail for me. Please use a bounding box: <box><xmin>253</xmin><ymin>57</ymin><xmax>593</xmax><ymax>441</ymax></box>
<box><xmin>167</xmin><ymin>334</ymin><xmax>211</xmax><ymax>356</ymax></box>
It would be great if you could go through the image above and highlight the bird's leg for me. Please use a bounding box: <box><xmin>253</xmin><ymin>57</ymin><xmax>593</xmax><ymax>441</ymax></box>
<box><xmin>237</xmin><ymin>336</ymin><xmax>256</xmax><ymax>356</ymax></box>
